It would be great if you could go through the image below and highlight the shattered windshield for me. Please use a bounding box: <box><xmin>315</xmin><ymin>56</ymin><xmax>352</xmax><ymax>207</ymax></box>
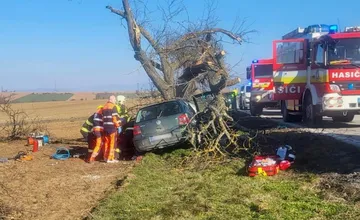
<box><xmin>327</xmin><ymin>38</ymin><xmax>360</xmax><ymax>65</ymax></box>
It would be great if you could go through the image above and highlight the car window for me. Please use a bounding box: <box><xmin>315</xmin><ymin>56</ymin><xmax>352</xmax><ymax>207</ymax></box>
<box><xmin>246</xmin><ymin>86</ymin><xmax>251</xmax><ymax>92</ymax></box>
<box><xmin>193</xmin><ymin>93</ymin><xmax>215</xmax><ymax>112</ymax></box>
<box><xmin>185</xmin><ymin>102</ymin><xmax>196</xmax><ymax>116</ymax></box>
<box><xmin>136</xmin><ymin>101</ymin><xmax>182</xmax><ymax>123</ymax></box>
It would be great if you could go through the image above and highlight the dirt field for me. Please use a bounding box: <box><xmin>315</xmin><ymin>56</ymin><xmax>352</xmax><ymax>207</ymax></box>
<box><xmin>0</xmin><ymin>99</ymin><xmax>140</xmax><ymax>220</ymax></box>
<box><xmin>0</xmin><ymin>141</ymin><xmax>135</xmax><ymax>220</ymax></box>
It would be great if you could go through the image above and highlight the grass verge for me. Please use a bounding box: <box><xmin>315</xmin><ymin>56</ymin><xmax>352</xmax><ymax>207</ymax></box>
<box><xmin>91</xmin><ymin>147</ymin><xmax>360</xmax><ymax>220</ymax></box>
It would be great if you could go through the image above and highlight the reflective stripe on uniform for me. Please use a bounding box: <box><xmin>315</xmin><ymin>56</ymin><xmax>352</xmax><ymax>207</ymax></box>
<box><xmin>85</xmin><ymin>120</ymin><xmax>93</xmax><ymax>126</ymax></box>
<box><xmin>92</xmin><ymin>126</ymin><xmax>104</xmax><ymax>131</ymax></box>
<box><xmin>81</xmin><ymin>127</ymin><xmax>90</xmax><ymax>133</ymax></box>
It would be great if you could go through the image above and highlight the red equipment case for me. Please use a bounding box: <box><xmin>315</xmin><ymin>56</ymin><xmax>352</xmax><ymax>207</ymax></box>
<box><xmin>248</xmin><ymin>155</ymin><xmax>280</xmax><ymax>177</ymax></box>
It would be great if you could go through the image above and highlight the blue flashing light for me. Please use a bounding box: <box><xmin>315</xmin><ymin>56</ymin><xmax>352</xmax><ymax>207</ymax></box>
<box><xmin>348</xmin><ymin>83</ymin><xmax>354</xmax><ymax>90</ymax></box>
<box><xmin>252</xmin><ymin>59</ymin><xmax>258</xmax><ymax>63</ymax></box>
<box><xmin>329</xmin><ymin>25</ymin><xmax>338</xmax><ymax>34</ymax></box>
<box><xmin>248</xmin><ymin>81</ymin><xmax>252</xmax><ymax>86</ymax></box>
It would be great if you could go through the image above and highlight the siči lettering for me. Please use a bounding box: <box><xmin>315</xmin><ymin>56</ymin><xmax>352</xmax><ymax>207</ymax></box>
<box><xmin>331</xmin><ymin>71</ymin><xmax>360</xmax><ymax>79</ymax></box>
<box><xmin>277</xmin><ymin>85</ymin><xmax>301</xmax><ymax>94</ymax></box>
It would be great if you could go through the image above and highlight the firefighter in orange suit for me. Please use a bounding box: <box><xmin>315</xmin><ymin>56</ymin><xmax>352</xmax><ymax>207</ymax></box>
<box><xmin>88</xmin><ymin>105</ymin><xmax>104</xmax><ymax>163</ymax></box>
<box><xmin>102</xmin><ymin>95</ymin><xmax>122</xmax><ymax>163</ymax></box>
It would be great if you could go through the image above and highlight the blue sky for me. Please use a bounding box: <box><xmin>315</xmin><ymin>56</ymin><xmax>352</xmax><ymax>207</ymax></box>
<box><xmin>0</xmin><ymin>0</ymin><xmax>359</xmax><ymax>92</ymax></box>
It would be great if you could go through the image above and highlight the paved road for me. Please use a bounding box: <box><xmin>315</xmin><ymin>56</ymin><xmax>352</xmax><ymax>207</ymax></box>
<box><xmin>240</xmin><ymin>108</ymin><xmax>360</xmax><ymax>147</ymax></box>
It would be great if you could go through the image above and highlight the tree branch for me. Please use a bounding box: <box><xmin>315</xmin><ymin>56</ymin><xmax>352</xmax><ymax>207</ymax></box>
<box><xmin>167</xmin><ymin>28</ymin><xmax>243</xmax><ymax>51</ymax></box>
<box><xmin>107</xmin><ymin>3</ymin><xmax>172</xmax><ymax>86</ymax></box>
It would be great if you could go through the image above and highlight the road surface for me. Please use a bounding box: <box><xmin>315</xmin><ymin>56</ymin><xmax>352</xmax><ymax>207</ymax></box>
<box><xmin>240</xmin><ymin>108</ymin><xmax>360</xmax><ymax>147</ymax></box>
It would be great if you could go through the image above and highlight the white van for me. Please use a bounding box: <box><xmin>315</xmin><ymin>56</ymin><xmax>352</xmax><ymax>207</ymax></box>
<box><xmin>239</xmin><ymin>85</ymin><xmax>251</xmax><ymax>110</ymax></box>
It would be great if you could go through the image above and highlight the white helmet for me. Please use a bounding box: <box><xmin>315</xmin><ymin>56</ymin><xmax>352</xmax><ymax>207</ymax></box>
<box><xmin>116</xmin><ymin>95</ymin><xmax>126</xmax><ymax>105</ymax></box>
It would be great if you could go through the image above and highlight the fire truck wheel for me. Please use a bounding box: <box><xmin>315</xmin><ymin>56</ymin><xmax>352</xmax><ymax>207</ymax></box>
<box><xmin>332</xmin><ymin>114</ymin><xmax>355</xmax><ymax>123</ymax></box>
<box><xmin>281</xmin><ymin>101</ymin><xmax>302</xmax><ymax>122</ymax></box>
<box><xmin>303</xmin><ymin>94</ymin><xmax>322</xmax><ymax>126</ymax></box>
<box><xmin>250</xmin><ymin>102</ymin><xmax>263</xmax><ymax>116</ymax></box>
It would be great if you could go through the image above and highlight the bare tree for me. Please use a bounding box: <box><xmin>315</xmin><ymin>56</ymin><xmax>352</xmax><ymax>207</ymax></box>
<box><xmin>107</xmin><ymin>0</ymin><xmax>256</xmax><ymax>159</ymax></box>
<box><xmin>0</xmin><ymin>94</ymin><xmax>29</xmax><ymax>139</ymax></box>
<box><xmin>0</xmin><ymin>94</ymin><xmax>48</xmax><ymax>140</ymax></box>
<box><xmin>106</xmin><ymin>0</ymin><xmax>251</xmax><ymax>100</ymax></box>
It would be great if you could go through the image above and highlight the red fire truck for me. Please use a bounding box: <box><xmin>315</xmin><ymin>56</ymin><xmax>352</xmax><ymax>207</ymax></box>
<box><xmin>246</xmin><ymin>58</ymin><xmax>279</xmax><ymax>116</ymax></box>
<box><xmin>272</xmin><ymin>24</ymin><xmax>360</xmax><ymax>125</ymax></box>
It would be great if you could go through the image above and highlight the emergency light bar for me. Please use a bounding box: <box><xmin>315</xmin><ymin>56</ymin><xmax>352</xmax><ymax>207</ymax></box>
<box><xmin>329</xmin><ymin>25</ymin><xmax>338</xmax><ymax>34</ymax></box>
<box><xmin>344</xmin><ymin>26</ymin><xmax>360</xmax><ymax>32</ymax></box>
<box><xmin>252</xmin><ymin>59</ymin><xmax>258</xmax><ymax>63</ymax></box>
<box><xmin>282</xmin><ymin>24</ymin><xmax>338</xmax><ymax>39</ymax></box>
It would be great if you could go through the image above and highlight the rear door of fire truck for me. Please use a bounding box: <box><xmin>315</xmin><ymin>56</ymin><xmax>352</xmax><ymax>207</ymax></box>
<box><xmin>272</xmin><ymin>38</ymin><xmax>308</xmax><ymax>122</ymax></box>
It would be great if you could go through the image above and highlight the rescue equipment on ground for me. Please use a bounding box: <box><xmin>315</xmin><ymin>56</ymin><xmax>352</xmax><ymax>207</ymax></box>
<box><xmin>51</xmin><ymin>147</ymin><xmax>70</xmax><ymax>160</ymax></box>
<box><xmin>276</xmin><ymin>145</ymin><xmax>296</xmax><ymax>163</ymax></box>
<box><xmin>27</xmin><ymin>132</ymin><xmax>50</xmax><ymax>148</ymax></box>
<box><xmin>33</xmin><ymin>139</ymin><xmax>39</xmax><ymax>152</ymax></box>
<box><xmin>248</xmin><ymin>145</ymin><xmax>295</xmax><ymax>177</ymax></box>
<box><xmin>248</xmin><ymin>155</ymin><xmax>279</xmax><ymax>177</ymax></box>
<box><xmin>1</xmin><ymin>151</ymin><xmax>34</xmax><ymax>163</ymax></box>
<box><xmin>14</xmin><ymin>151</ymin><xmax>33</xmax><ymax>161</ymax></box>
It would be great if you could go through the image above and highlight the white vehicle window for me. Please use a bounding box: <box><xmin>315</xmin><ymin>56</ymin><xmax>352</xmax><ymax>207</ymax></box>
<box><xmin>187</xmin><ymin>102</ymin><xmax>197</xmax><ymax>114</ymax></box>
<box><xmin>316</xmin><ymin>44</ymin><xmax>324</xmax><ymax>65</ymax></box>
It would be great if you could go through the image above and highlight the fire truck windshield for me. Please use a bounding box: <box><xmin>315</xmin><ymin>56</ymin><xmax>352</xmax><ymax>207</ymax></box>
<box><xmin>254</xmin><ymin>64</ymin><xmax>273</xmax><ymax>78</ymax></box>
<box><xmin>327</xmin><ymin>38</ymin><xmax>360</xmax><ymax>66</ymax></box>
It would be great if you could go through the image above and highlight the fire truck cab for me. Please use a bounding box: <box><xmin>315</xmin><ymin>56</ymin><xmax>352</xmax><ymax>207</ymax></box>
<box><xmin>273</xmin><ymin>24</ymin><xmax>360</xmax><ymax>125</ymax></box>
<box><xmin>246</xmin><ymin>58</ymin><xmax>279</xmax><ymax>116</ymax></box>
